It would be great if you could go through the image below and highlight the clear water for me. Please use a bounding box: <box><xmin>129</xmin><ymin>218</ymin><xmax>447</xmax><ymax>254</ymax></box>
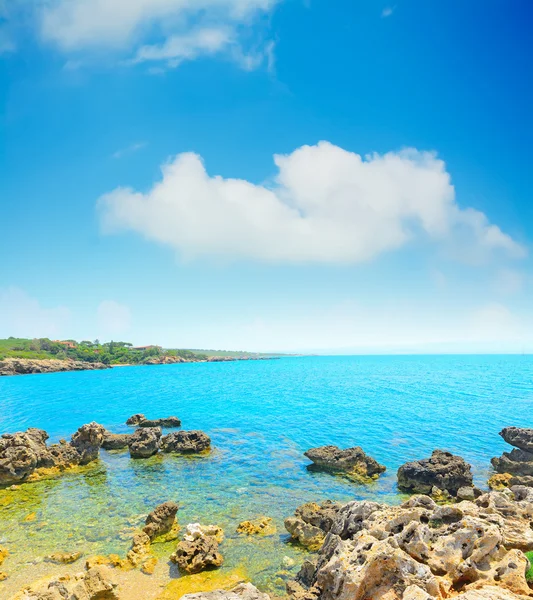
<box><xmin>0</xmin><ymin>355</ymin><xmax>532</xmax><ymax>594</ymax></box>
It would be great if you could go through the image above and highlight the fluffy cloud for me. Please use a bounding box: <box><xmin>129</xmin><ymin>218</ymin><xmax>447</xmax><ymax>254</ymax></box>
<box><xmin>98</xmin><ymin>142</ymin><xmax>525</xmax><ymax>264</ymax></box>
<box><xmin>96</xmin><ymin>300</ymin><xmax>132</xmax><ymax>338</ymax></box>
<box><xmin>35</xmin><ymin>0</ymin><xmax>279</xmax><ymax>71</ymax></box>
<box><xmin>0</xmin><ymin>287</ymin><xmax>71</xmax><ymax>339</ymax></box>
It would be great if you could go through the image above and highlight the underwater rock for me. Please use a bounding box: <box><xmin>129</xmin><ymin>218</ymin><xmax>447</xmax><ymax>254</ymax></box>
<box><xmin>180</xmin><ymin>583</ymin><xmax>270</xmax><ymax>600</ymax></box>
<box><xmin>170</xmin><ymin>524</ymin><xmax>224</xmax><ymax>574</ymax></box>
<box><xmin>304</xmin><ymin>445</ymin><xmax>386</xmax><ymax>482</ymax></box>
<box><xmin>288</xmin><ymin>489</ymin><xmax>533</xmax><ymax>600</ymax></box>
<box><xmin>161</xmin><ymin>430</ymin><xmax>211</xmax><ymax>454</ymax></box>
<box><xmin>44</xmin><ymin>551</ymin><xmax>82</xmax><ymax>564</ymax></box>
<box><xmin>126</xmin><ymin>414</ymin><xmax>181</xmax><ymax>428</ymax></box>
<box><xmin>102</xmin><ymin>432</ymin><xmax>132</xmax><ymax>450</ymax></box>
<box><xmin>128</xmin><ymin>427</ymin><xmax>162</xmax><ymax>458</ymax></box>
<box><xmin>143</xmin><ymin>501</ymin><xmax>179</xmax><ymax>540</ymax></box>
<box><xmin>397</xmin><ymin>449</ymin><xmax>474</xmax><ymax>496</ymax></box>
<box><xmin>236</xmin><ymin>516</ymin><xmax>276</xmax><ymax>536</ymax></box>
<box><xmin>70</xmin><ymin>422</ymin><xmax>106</xmax><ymax>465</ymax></box>
<box><xmin>284</xmin><ymin>501</ymin><xmax>342</xmax><ymax>550</ymax></box>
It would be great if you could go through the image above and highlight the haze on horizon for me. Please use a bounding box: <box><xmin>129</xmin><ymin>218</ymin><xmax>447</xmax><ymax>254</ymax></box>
<box><xmin>1</xmin><ymin>0</ymin><xmax>532</xmax><ymax>355</ymax></box>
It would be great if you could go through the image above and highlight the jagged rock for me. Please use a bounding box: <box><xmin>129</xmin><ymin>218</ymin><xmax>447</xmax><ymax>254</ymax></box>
<box><xmin>500</xmin><ymin>427</ymin><xmax>533</xmax><ymax>453</ymax></box>
<box><xmin>72</xmin><ymin>565</ymin><xmax>118</xmax><ymax>599</ymax></box>
<box><xmin>304</xmin><ymin>445</ymin><xmax>385</xmax><ymax>482</ymax></box>
<box><xmin>128</xmin><ymin>427</ymin><xmax>161</xmax><ymax>458</ymax></box>
<box><xmin>397</xmin><ymin>449</ymin><xmax>474</xmax><ymax>496</ymax></box>
<box><xmin>70</xmin><ymin>422</ymin><xmax>106</xmax><ymax>464</ymax></box>
<box><xmin>0</xmin><ymin>428</ymin><xmax>49</xmax><ymax>484</ymax></box>
<box><xmin>170</xmin><ymin>523</ymin><xmax>224</xmax><ymax>574</ymax></box>
<box><xmin>492</xmin><ymin>448</ymin><xmax>533</xmax><ymax>476</ymax></box>
<box><xmin>161</xmin><ymin>430</ymin><xmax>211</xmax><ymax>454</ymax></box>
<box><xmin>126</xmin><ymin>414</ymin><xmax>181</xmax><ymax>428</ymax></box>
<box><xmin>287</xmin><ymin>489</ymin><xmax>533</xmax><ymax>600</ymax></box>
<box><xmin>101</xmin><ymin>432</ymin><xmax>131</xmax><ymax>450</ymax></box>
<box><xmin>489</xmin><ymin>473</ymin><xmax>513</xmax><ymax>490</ymax></box>
<box><xmin>180</xmin><ymin>583</ymin><xmax>270</xmax><ymax>600</ymax></box>
<box><xmin>285</xmin><ymin>501</ymin><xmax>342</xmax><ymax>550</ymax></box>
<box><xmin>143</xmin><ymin>501</ymin><xmax>179</xmax><ymax>540</ymax></box>
<box><xmin>237</xmin><ymin>516</ymin><xmax>276</xmax><ymax>536</ymax></box>
<box><xmin>127</xmin><ymin>531</ymin><xmax>152</xmax><ymax>567</ymax></box>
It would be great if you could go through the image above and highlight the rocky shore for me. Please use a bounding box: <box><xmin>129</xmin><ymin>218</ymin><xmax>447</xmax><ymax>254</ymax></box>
<box><xmin>0</xmin><ymin>358</ymin><xmax>110</xmax><ymax>377</ymax></box>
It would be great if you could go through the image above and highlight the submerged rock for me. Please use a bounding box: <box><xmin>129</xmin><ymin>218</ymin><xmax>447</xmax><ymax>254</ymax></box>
<box><xmin>397</xmin><ymin>449</ymin><xmax>474</xmax><ymax>496</ymax></box>
<box><xmin>287</xmin><ymin>488</ymin><xmax>533</xmax><ymax>600</ymax></box>
<box><xmin>285</xmin><ymin>501</ymin><xmax>342</xmax><ymax>550</ymax></box>
<box><xmin>128</xmin><ymin>427</ymin><xmax>162</xmax><ymax>458</ymax></box>
<box><xmin>236</xmin><ymin>517</ymin><xmax>276</xmax><ymax>536</ymax></box>
<box><xmin>304</xmin><ymin>445</ymin><xmax>385</xmax><ymax>482</ymax></box>
<box><xmin>171</xmin><ymin>524</ymin><xmax>224</xmax><ymax>574</ymax></box>
<box><xmin>44</xmin><ymin>551</ymin><xmax>82</xmax><ymax>564</ymax></box>
<box><xmin>70</xmin><ymin>422</ymin><xmax>106</xmax><ymax>464</ymax></box>
<box><xmin>143</xmin><ymin>501</ymin><xmax>179</xmax><ymax>540</ymax></box>
<box><xmin>180</xmin><ymin>583</ymin><xmax>270</xmax><ymax>600</ymax></box>
<box><xmin>161</xmin><ymin>430</ymin><xmax>211</xmax><ymax>454</ymax></box>
<box><xmin>101</xmin><ymin>432</ymin><xmax>132</xmax><ymax>450</ymax></box>
<box><xmin>126</xmin><ymin>414</ymin><xmax>181</xmax><ymax>428</ymax></box>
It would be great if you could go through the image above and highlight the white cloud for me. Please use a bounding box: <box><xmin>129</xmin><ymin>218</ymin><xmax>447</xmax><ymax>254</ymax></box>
<box><xmin>98</xmin><ymin>141</ymin><xmax>526</xmax><ymax>265</ymax></box>
<box><xmin>0</xmin><ymin>287</ymin><xmax>71</xmax><ymax>339</ymax></box>
<box><xmin>112</xmin><ymin>142</ymin><xmax>147</xmax><ymax>159</ymax></box>
<box><xmin>96</xmin><ymin>301</ymin><xmax>132</xmax><ymax>338</ymax></box>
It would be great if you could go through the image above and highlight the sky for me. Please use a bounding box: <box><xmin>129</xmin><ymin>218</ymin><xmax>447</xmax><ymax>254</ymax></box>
<box><xmin>0</xmin><ymin>0</ymin><xmax>532</xmax><ymax>354</ymax></box>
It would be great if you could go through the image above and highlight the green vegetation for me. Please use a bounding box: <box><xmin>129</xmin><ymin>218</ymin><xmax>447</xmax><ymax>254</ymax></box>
<box><xmin>526</xmin><ymin>551</ymin><xmax>533</xmax><ymax>583</ymax></box>
<box><xmin>0</xmin><ymin>338</ymin><xmax>207</xmax><ymax>365</ymax></box>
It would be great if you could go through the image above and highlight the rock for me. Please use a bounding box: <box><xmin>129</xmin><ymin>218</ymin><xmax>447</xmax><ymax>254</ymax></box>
<box><xmin>397</xmin><ymin>449</ymin><xmax>474</xmax><ymax>496</ymax></box>
<box><xmin>161</xmin><ymin>430</ymin><xmax>211</xmax><ymax>454</ymax></box>
<box><xmin>141</xmin><ymin>556</ymin><xmax>158</xmax><ymax>575</ymax></box>
<box><xmin>0</xmin><ymin>545</ymin><xmax>8</xmax><ymax>565</ymax></box>
<box><xmin>170</xmin><ymin>524</ymin><xmax>224</xmax><ymax>574</ymax></box>
<box><xmin>70</xmin><ymin>422</ymin><xmax>106</xmax><ymax>464</ymax></box>
<box><xmin>44</xmin><ymin>551</ymin><xmax>82</xmax><ymax>564</ymax></box>
<box><xmin>72</xmin><ymin>565</ymin><xmax>118</xmax><ymax>600</ymax></box>
<box><xmin>127</xmin><ymin>531</ymin><xmax>152</xmax><ymax>567</ymax></box>
<box><xmin>285</xmin><ymin>518</ymin><xmax>325</xmax><ymax>551</ymax></box>
<box><xmin>0</xmin><ymin>571</ymin><xmax>7</xmax><ymax>581</ymax></box>
<box><xmin>0</xmin><ymin>358</ymin><xmax>109</xmax><ymax>377</ymax></box>
<box><xmin>237</xmin><ymin>517</ymin><xmax>276</xmax><ymax>536</ymax></box>
<box><xmin>500</xmin><ymin>427</ymin><xmax>533</xmax><ymax>453</ymax></box>
<box><xmin>128</xmin><ymin>427</ymin><xmax>162</xmax><ymax>458</ymax></box>
<box><xmin>287</xmin><ymin>490</ymin><xmax>533</xmax><ymax>600</ymax></box>
<box><xmin>143</xmin><ymin>501</ymin><xmax>179</xmax><ymax>540</ymax></box>
<box><xmin>126</xmin><ymin>414</ymin><xmax>181</xmax><ymax>428</ymax></box>
<box><xmin>492</xmin><ymin>449</ymin><xmax>533</xmax><ymax>476</ymax></box>
<box><xmin>489</xmin><ymin>473</ymin><xmax>513</xmax><ymax>490</ymax></box>
<box><xmin>180</xmin><ymin>583</ymin><xmax>270</xmax><ymax>600</ymax></box>
<box><xmin>285</xmin><ymin>501</ymin><xmax>342</xmax><ymax>550</ymax></box>
<box><xmin>101</xmin><ymin>432</ymin><xmax>131</xmax><ymax>450</ymax></box>
<box><xmin>455</xmin><ymin>588</ymin><xmax>532</xmax><ymax>599</ymax></box>
<box><xmin>457</xmin><ymin>486</ymin><xmax>476</xmax><ymax>501</ymax></box>
<box><xmin>304</xmin><ymin>445</ymin><xmax>385</xmax><ymax>482</ymax></box>
<box><xmin>0</xmin><ymin>428</ymin><xmax>49</xmax><ymax>485</ymax></box>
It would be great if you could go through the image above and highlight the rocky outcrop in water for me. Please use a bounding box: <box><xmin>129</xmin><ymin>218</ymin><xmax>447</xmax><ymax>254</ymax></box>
<box><xmin>161</xmin><ymin>430</ymin><xmax>211</xmax><ymax>454</ymax></box>
<box><xmin>236</xmin><ymin>516</ymin><xmax>276</xmax><ymax>536</ymax></box>
<box><xmin>70</xmin><ymin>422</ymin><xmax>106</xmax><ymax>464</ymax></box>
<box><xmin>0</xmin><ymin>358</ymin><xmax>109</xmax><ymax>377</ymax></box>
<box><xmin>287</xmin><ymin>487</ymin><xmax>533</xmax><ymax>600</ymax></box>
<box><xmin>128</xmin><ymin>427</ymin><xmax>162</xmax><ymax>458</ymax></box>
<box><xmin>491</xmin><ymin>427</ymin><xmax>533</xmax><ymax>487</ymax></box>
<box><xmin>285</xmin><ymin>501</ymin><xmax>342</xmax><ymax>550</ymax></box>
<box><xmin>170</xmin><ymin>524</ymin><xmax>224</xmax><ymax>574</ymax></box>
<box><xmin>102</xmin><ymin>432</ymin><xmax>132</xmax><ymax>450</ymax></box>
<box><xmin>304</xmin><ymin>446</ymin><xmax>386</xmax><ymax>482</ymax></box>
<box><xmin>125</xmin><ymin>414</ymin><xmax>181</xmax><ymax>428</ymax></box>
<box><xmin>397</xmin><ymin>449</ymin><xmax>474</xmax><ymax>496</ymax></box>
<box><xmin>143</xmin><ymin>500</ymin><xmax>179</xmax><ymax>540</ymax></box>
<box><xmin>181</xmin><ymin>583</ymin><xmax>270</xmax><ymax>600</ymax></box>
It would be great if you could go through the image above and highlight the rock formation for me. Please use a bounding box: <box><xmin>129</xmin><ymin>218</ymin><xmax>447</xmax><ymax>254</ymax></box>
<box><xmin>0</xmin><ymin>358</ymin><xmax>109</xmax><ymax>377</ymax></box>
<box><xmin>161</xmin><ymin>430</ymin><xmax>211</xmax><ymax>454</ymax></box>
<box><xmin>397</xmin><ymin>449</ymin><xmax>474</xmax><ymax>496</ymax></box>
<box><xmin>236</xmin><ymin>516</ymin><xmax>276</xmax><ymax>536</ymax></box>
<box><xmin>128</xmin><ymin>427</ymin><xmax>162</xmax><ymax>458</ymax></box>
<box><xmin>304</xmin><ymin>446</ymin><xmax>386</xmax><ymax>482</ymax></box>
<box><xmin>102</xmin><ymin>432</ymin><xmax>132</xmax><ymax>450</ymax></box>
<box><xmin>287</xmin><ymin>487</ymin><xmax>533</xmax><ymax>600</ymax></box>
<box><xmin>170</xmin><ymin>523</ymin><xmax>224</xmax><ymax>574</ymax></box>
<box><xmin>492</xmin><ymin>427</ymin><xmax>533</xmax><ymax>487</ymax></box>
<box><xmin>285</xmin><ymin>501</ymin><xmax>342</xmax><ymax>550</ymax></box>
<box><xmin>125</xmin><ymin>414</ymin><xmax>181</xmax><ymax>428</ymax></box>
<box><xmin>143</xmin><ymin>500</ymin><xmax>179</xmax><ymax>540</ymax></box>
<box><xmin>180</xmin><ymin>583</ymin><xmax>271</xmax><ymax>600</ymax></box>
<box><xmin>70</xmin><ymin>422</ymin><xmax>106</xmax><ymax>464</ymax></box>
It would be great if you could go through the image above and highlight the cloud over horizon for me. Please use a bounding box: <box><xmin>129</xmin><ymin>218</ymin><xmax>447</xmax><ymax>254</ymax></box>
<box><xmin>98</xmin><ymin>142</ymin><xmax>526</xmax><ymax>265</ymax></box>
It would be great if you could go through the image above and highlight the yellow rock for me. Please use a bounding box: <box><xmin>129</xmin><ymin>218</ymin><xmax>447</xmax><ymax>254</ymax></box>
<box><xmin>236</xmin><ymin>517</ymin><xmax>276</xmax><ymax>536</ymax></box>
<box><xmin>0</xmin><ymin>546</ymin><xmax>8</xmax><ymax>566</ymax></box>
<box><xmin>153</xmin><ymin>522</ymin><xmax>181</xmax><ymax>543</ymax></box>
<box><xmin>488</xmin><ymin>472</ymin><xmax>513</xmax><ymax>490</ymax></box>
<box><xmin>156</xmin><ymin>569</ymin><xmax>247</xmax><ymax>600</ymax></box>
<box><xmin>85</xmin><ymin>555</ymin><xmax>111</xmax><ymax>569</ymax></box>
<box><xmin>0</xmin><ymin>572</ymin><xmax>7</xmax><ymax>581</ymax></box>
<box><xmin>141</xmin><ymin>557</ymin><xmax>158</xmax><ymax>575</ymax></box>
<box><xmin>45</xmin><ymin>551</ymin><xmax>82</xmax><ymax>564</ymax></box>
<box><xmin>24</xmin><ymin>512</ymin><xmax>37</xmax><ymax>522</ymax></box>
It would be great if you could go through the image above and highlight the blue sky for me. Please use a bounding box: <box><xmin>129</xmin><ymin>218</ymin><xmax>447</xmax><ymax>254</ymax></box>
<box><xmin>1</xmin><ymin>0</ymin><xmax>532</xmax><ymax>353</ymax></box>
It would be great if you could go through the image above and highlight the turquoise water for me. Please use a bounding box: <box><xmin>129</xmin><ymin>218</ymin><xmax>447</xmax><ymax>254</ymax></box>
<box><xmin>1</xmin><ymin>355</ymin><xmax>532</xmax><ymax>593</ymax></box>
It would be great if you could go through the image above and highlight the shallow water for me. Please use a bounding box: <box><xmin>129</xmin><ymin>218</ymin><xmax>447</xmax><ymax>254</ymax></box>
<box><xmin>0</xmin><ymin>355</ymin><xmax>532</xmax><ymax>595</ymax></box>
